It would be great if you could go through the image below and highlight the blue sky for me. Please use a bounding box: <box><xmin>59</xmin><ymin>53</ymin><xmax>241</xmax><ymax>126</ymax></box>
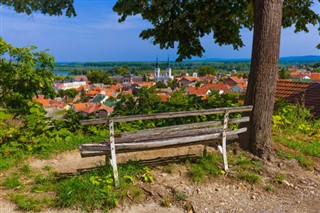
<box><xmin>0</xmin><ymin>0</ymin><xmax>319</xmax><ymax>62</ymax></box>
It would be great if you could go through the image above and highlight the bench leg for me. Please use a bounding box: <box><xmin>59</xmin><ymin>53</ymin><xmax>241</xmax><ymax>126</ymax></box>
<box><xmin>203</xmin><ymin>145</ymin><xmax>207</xmax><ymax>157</ymax></box>
<box><xmin>222</xmin><ymin>110</ymin><xmax>229</xmax><ymax>171</ymax></box>
<box><xmin>109</xmin><ymin>120</ymin><xmax>119</xmax><ymax>187</ymax></box>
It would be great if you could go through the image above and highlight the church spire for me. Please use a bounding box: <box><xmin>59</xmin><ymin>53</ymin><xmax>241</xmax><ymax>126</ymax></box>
<box><xmin>156</xmin><ymin>57</ymin><xmax>159</xmax><ymax>68</ymax></box>
<box><xmin>167</xmin><ymin>57</ymin><xmax>170</xmax><ymax>68</ymax></box>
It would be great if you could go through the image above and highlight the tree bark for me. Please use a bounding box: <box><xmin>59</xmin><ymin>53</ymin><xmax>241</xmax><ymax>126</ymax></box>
<box><xmin>240</xmin><ymin>0</ymin><xmax>284</xmax><ymax>159</ymax></box>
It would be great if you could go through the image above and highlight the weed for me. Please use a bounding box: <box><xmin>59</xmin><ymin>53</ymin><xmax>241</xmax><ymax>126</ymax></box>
<box><xmin>42</xmin><ymin>165</ymin><xmax>53</xmax><ymax>171</ymax></box>
<box><xmin>20</xmin><ymin>164</ymin><xmax>32</xmax><ymax>174</ymax></box>
<box><xmin>264</xmin><ymin>184</ymin><xmax>274</xmax><ymax>192</ymax></box>
<box><xmin>190</xmin><ymin>164</ymin><xmax>206</xmax><ymax>182</ymax></box>
<box><xmin>189</xmin><ymin>153</ymin><xmax>222</xmax><ymax>182</ymax></box>
<box><xmin>141</xmin><ymin>167</ymin><xmax>154</xmax><ymax>183</ymax></box>
<box><xmin>124</xmin><ymin>175</ymin><xmax>135</xmax><ymax>183</ymax></box>
<box><xmin>175</xmin><ymin>190</ymin><xmax>186</xmax><ymax>201</ymax></box>
<box><xmin>274</xmin><ymin>173</ymin><xmax>285</xmax><ymax>184</ymax></box>
<box><xmin>161</xmin><ymin>197</ymin><xmax>172</xmax><ymax>207</ymax></box>
<box><xmin>184</xmin><ymin>202</ymin><xmax>193</xmax><ymax>211</ymax></box>
<box><xmin>31</xmin><ymin>174</ymin><xmax>55</xmax><ymax>193</ymax></box>
<box><xmin>276</xmin><ymin>150</ymin><xmax>295</xmax><ymax>160</ymax></box>
<box><xmin>164</xmin><ymin>165</ymin><xmax>174</xmax><ymax>174</ymax></box>
<box><xmin>3</xmin><ymin>176</ymin><xmax>23</xmax><ymax>189</ymax></box>
<box><xmin>296</xmin><ymin>155</ymin><xmax>313</xmax><ymax>170</ymax></box>
<box><xmin>237</xmin><ymin>171</ymin><xmax>260</xmax><ymax>184</ymax></box>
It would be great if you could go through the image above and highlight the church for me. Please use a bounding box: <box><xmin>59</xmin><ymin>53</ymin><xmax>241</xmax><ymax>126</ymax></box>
<box><xmin>154</xmin><ymin>58</ymin><xmax>173</xmax><ymax>83</ymax></box>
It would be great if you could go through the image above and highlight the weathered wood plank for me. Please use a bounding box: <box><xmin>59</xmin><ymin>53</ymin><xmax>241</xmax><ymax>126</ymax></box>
<box><xmin>115</xmin><ymin>127</ymin><xmax>224</xmax><ymax>143</ymax></box>
<box><xmin>120</xmin><ymin>116</ymin><xmax>250</xmax><ymax>138</ymax></box>
<box><xmin>79</xmin><ymin>128</ymin><xmax>246</xmax><ymax>157</ymax></box>
<box><xmin>80</xmin><ymin>106</ymin><xmax>253</xmax><ymax>125</ymax></box>
<box><xmin>79</xmin><ymin>135</ymin><xmax>239</xmax><ymax>157</ymax></box>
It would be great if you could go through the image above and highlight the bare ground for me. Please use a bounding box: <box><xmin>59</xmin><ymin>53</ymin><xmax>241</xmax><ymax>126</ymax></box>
<box><xmin>1</xmin><ymin>145</ymin><xmax>320</xmax><ymax>213</ymax></box>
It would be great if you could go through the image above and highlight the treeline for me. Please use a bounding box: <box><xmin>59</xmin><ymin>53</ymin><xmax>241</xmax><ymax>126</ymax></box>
<box><xmin>55</xmin><ymin>59</ymin><xmax>320</xmax><ymax>76</ymax></box>
<box><xmin>54</xmin><ymin>61</ymin><xmax>253</xmax><ymax>76</ymax></box>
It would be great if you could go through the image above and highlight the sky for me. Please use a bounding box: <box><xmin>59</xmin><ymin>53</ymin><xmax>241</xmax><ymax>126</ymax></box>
<box><xmin>0</xmin><ymin>0</ymin><xmax>319</xmax><ymax>62</ymax></box>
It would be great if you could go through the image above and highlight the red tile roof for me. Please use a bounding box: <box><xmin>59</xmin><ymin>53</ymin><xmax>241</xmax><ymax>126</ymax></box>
<box><xmin>76</xmin><ymin>85</ymin><xmax>89</xmax><ymax>91</ymax></box>
<box><xmin>187</xmin><ymin>87</ymin><xmax>210</xmax><ymax>96</ymax></box>
<box><xmin>72</xmin><ymin>102</ymin><xmax>113</xmax><ymax>114</ymax></box>
<box><xmin>111</xmin><ymin>84</ymin><xmax>123</xmax><ymax>91</ymax></box>
<box><xmin>275</xmin><ymin>80</ymin><xmax>315</xmax><ymax>101</ymax></box>
<box><xmin>157</xmin><ymin>93</ymin><xmax>170</xmax><ymax>102</ymax></box>
<box><xmin>139</xmin><ymin>82</ymin><xmax>155</xmax><ymax>87</ymax></box>
<box><xmin>275</xmin><ymin>80</ymin><xmax>320</xmax><ymax>118</ymax></box>
<box><xmin>179</xmin><ymin>76</ymin><xmax>201</xmax><ymax>82</ymax></box>
<box><xmin>211</xmin><ymin>82</ymin><xmax>231</xmax><ymax>92</ymax></box>
<box><xmin>35</xmin><ymin>99</ymin><xmax>50</xmax><ymax>107</ymax></box>
<box><xmin>310</xmin><ymin>73</ymin><xmax>320</xmax><ymax>81</ymax></box>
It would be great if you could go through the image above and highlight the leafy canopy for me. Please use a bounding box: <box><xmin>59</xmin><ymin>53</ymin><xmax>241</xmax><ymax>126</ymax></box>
<box><xmin>0</xmin><ymin>0</ymin><xmax>76</xmax><ymax>17</ymax></box>
<box><xmin>0</xmin><ymin>38</ymin><xmax>56</xmax><ymax>114</ymax></box>
<box><xmin>113</xmin><ymin>0</ymin><xmax>320</xmax><ymax>61</ymax></box>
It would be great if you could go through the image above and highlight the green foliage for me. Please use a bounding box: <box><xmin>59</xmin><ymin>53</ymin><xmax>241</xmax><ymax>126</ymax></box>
<box><xmin>0</xmin><ymin>38</ymin><xmax>56</xmax><ymax>114</ymax></box>
<box><xmin>175</xmin><ymin>190</ymin><xmax>186</xmax><ymax>201</ymax></box>
<box><xmin>236</xmin><ymin>171</ymin><xmax>260</xmax><ymax>184</ymax></box>
<box><xmin>155</xmin><ymin>81</ymin><xmax>167</xmax><ymax>88</ymax></box>
<box><xmin>274</xmin><ymin>136</ymin><xmax>320</xmax><ymax>158</ymax></box>
<box><xmin>0</xmin><ymin>105</ymin><xmax>107</xmax><ymax>170</ymax></box>
<box><xmin>141</xmin><ymin>167</ymin><xmax>154</xmax><ymax>183</ymax></box>
<box><xmin>57</xmin><ymin>88</ymin><xmax>79</xmax><ymax>99</ymax></box>
<box><xmin>86</xmin><ymin>70</ymin><xmax>111</xmax><ymax>84</ymax></box>
<box><xmin>228</xmin><ymin>153</ymin><xmax>263</xmax><ymax>183</ymax></box>
<box><xmin>273</xmin><ymin>102</ymin><xmax>317</xmax><ymax>135</ymax></box>
<box><xmin>198</xmin><ymin>66</ymin><xmax>216</xmax><ymax>77</ymax></box>
<box><xmin>8</xmin><ymin>194</ymin><xmax>55</xmax><ymax>212</ymax></box>
<box><xmin>296</xmin><ymin>155</ymin><xmax>313</xmax><ymax>170</ymax></box>
<box><xmin>20</xmin><ymin>164</ymin><xmax>32</xmax><ymax>174</ymax></box>
<box><xmin>274</xmin><ymin>173</ymin><xmax>286</xmax><ymax>184</ymax></box>
<box><xmin>273</xmin><ymin>102</ymin><xmax>319</xmax><ymax>170</ymax></box>
<box><xmin>264</xmin><ymin>184</ymin><xmax>274</xmax><ymax>192</ymax></box>
<box><xmin>56</xmin><ymin>162</ymin><xmax>145</xmax><ymax>212</ymax></box>
<box><xmin>163</xmin><ymin>165</ymin><xmax>174</xmax><ymax>174</ymax></box>
<box><xmin>1</xmin><ymin>0</ymin><xmax>76</xmax><ymax>17</ymax></box>
<box><xmin>189</xmin><ymin>153</ymin><xmax>223</xmax><ymax>182</ymax></box>
<box><xmin>160</xmin><ymin>197</ymin><xmax>172</xmax><ymax>207</ymax></box>
<box><xmin>3</xmin><ymin>176</ymin><xmax>23</xmax><ymax>189</ymax></box>
<box><xmin>278</xmin><ymin>68</ymin><xmax>291</xmax><ymax>79</ymax></box>
<box><xmin>113</xmin><ymin>1</ymin><xmax>320</xmax><ymax>61</ymax></box>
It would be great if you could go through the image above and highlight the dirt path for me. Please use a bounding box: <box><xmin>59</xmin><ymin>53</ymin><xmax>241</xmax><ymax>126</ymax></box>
<box><xmin>1</xmin><ymin>146</ymin><xmax>320</xmax><ymax>213</ymax></box>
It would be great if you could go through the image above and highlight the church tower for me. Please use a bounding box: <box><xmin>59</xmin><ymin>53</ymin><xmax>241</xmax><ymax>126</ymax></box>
<box><xmin>166</xmin><ymin>57</ymin><xmax>173</xmax><ymax>79</ymax></box>
<box><xmin>154</xmin><ymin>57</ymin><xmax>160</xmax><ymax>80</ymax></box>
<box><xmin>192</xmin><ymin>66</ymin><xmax>198</xmax><ymax>78</ymax></box>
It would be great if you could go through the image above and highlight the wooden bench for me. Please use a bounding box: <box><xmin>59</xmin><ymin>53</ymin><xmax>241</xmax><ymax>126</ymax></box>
<box><xmin>79</xmin><ymin>105</ymin><xmax>253</xmax><ymax>186</ymax></box>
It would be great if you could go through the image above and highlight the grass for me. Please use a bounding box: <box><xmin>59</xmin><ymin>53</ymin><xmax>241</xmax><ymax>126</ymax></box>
<box><xmin>1</xmin><ymin>161</ymin><xmax>146</xmax><ymax>212</ymax></box>
<box><xmin>274</xmin><ymin>132</ymin><xmax>316</xmax><ymax>170</ymax></box>
<box><xmin>3</xmin><ymin>176</ymin><xmax>23</xmax><ymax>189</ymax></box>
<box><xmin>264</xmin><ymin>184</ymin><xmax>274</xmax><ymax>192</ymax></box>
<box><xmin>160</xmin><ymin>197</ymin><xmax>172</xmax><ymax>207</ymax></box>
<box><xmin>163</xmin><ymin>165</ymin><xmax>174</xmax><ymax>174</ymax></box>
<box><xmin>236</xmin><ymin>171</ymin><xmax>260</xmax><ymax>184</ymax></box>
<box><xmin>274</xmin><ymin>173</ymin><xmax>285</xmax><ymax>184</ymax></box>
<box><xmin>189</xmin><ymin>153</ymin><xmax>222</xmax><ymax>182</ymax></box>
<box><xmin>175</xmin><ymin>190</ymin><xmax>186</xmax><ymax>201</ymax></box>
<box><xmin>8</xmin><ymin>194</ymin><xmax>55</xmax><ymax>212</ymax></box>
<box><xmin>56</xmin><ymin>162</ymin><xmax>145</xmax><ymax>212</ymax></box>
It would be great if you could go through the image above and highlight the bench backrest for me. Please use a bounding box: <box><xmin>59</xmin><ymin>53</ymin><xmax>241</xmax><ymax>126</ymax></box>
<box><xmin>80</xmin><ymin>105</ymin><xmax>253</xmax><ymax>125</ymax></box>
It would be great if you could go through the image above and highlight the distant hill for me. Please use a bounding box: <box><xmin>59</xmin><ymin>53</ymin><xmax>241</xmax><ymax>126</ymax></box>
<box><xmin>279</xmin><ymin>55</ymin><xmax>320</xmax><ymax>63</ymax></box>
<box><xmin>56</xmin><ymin>55</ymin><xmax>319</xmax><ymax>64</ymax></box>
<box><xmin>192</xmin><ymin>55</ymin><xmax>320</xmax><ymax>63</ymax></box>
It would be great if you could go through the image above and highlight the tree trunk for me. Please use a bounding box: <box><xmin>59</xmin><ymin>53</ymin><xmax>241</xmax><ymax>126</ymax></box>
<box><xmin>240</xmin><ymin>0</ymin><xmax>284</xmax><ymax>159</ymax></box>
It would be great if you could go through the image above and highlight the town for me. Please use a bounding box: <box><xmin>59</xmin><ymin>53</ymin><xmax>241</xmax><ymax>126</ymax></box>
<box><xmin>34</xmin><ymin>62</ymin><xmax>320</xmax><ymax>119</ymax></box>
